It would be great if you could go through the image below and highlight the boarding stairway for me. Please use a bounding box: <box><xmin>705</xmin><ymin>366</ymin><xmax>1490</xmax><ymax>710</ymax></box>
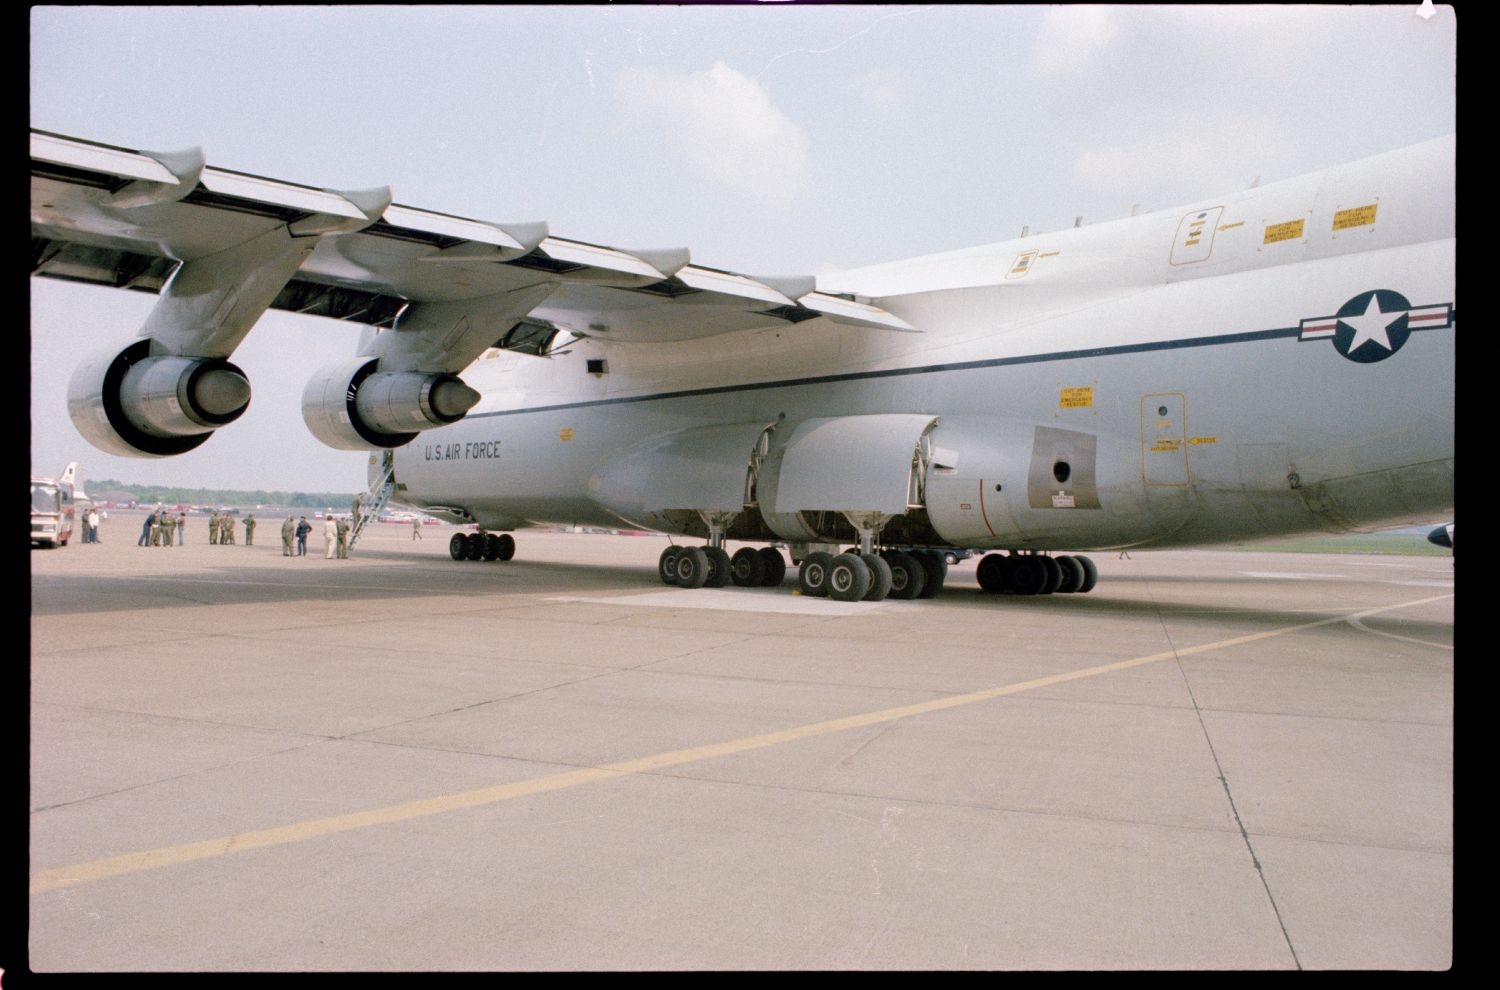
<box><xmin>348</xmin><ymin>450</ymin><xmax>397</xmax><ymax>553</ymax></box>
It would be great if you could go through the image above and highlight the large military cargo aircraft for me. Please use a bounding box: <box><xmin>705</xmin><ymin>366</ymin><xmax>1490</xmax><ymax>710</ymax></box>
<box><xmin>31</xmin><ymin>130</ymin><xmax>1454</xmax><ymax>601</ymax></box>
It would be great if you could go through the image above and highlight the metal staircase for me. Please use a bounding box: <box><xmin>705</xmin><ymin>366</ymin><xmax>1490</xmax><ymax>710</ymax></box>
<box><xmin>348</xmin><ymin>450</ymin><xmax>397</xmax><ymax>553</ymax></box>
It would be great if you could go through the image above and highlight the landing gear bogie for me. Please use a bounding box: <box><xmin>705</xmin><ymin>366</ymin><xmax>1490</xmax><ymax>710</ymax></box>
<box><xmin>450</xmin><ymin>530</ymin><xmax>517</xmax><ymax>563</ymax></box>
<box><xmin>977</xmin><ymin>552</ymin><xmax>1100</xmax><ymax>595</ymax></box>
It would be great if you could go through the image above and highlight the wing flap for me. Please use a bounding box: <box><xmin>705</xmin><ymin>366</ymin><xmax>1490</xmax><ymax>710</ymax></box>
<box><xmin>32</xmin><ymin>129</ymin><xmax>916</xmax><ymax>347</ymax></box>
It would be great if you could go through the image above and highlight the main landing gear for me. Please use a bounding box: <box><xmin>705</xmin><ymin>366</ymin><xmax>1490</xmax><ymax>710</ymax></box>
<box><xmin>657</xmin><ymin>545</ymin><xmax>788</xmax><ymax>589</ymax></box>
<box><xmin>796</xmin><ymin>549</ymin><xmax>944</xmax><ymax>602</ymax></box>
<box><xmin>974</xmin><ymin>552</ymin><xmax>1098</xmax><ymax>595</ymax></box>
<box><xmin>449</xmin><ymin>531</ymin><xmax>516</xmax><ymax>562</ymax></box>
<box><xmin>657</xmin><ymin>544</ymin><xmax>952</xmax><ymax>603</ymax></box>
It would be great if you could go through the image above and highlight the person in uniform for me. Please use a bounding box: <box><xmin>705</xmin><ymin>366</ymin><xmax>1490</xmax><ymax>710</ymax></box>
<box><xmin>336</xmin><ymin>516</ymin><xmax>350</xmax><ymax>558</ymax></box>
<box><xmin>281</xmin><ymin>515</ymin><xmax>296</xmax><ymax>556</ymax></box>
<box><xmin>208</xmin><ymin>511</ymin><xmax>219</xmax><ymax>545</ymax></box>
<box><xmin>223</xmin><ymin>514</ymin><xmax>235</xmax><ymax>544</ymax></box>
<box><xmin>176</xmin><ymin>512</ymin><xmax>186</xmax><ymax>545</ymax></box>
<box><xmin>412</xmin><ymin>517</ymin><xmax>422</xmax><ymax>541</ymax></box>
<box><xmin>244</xmin><ymin>514</ymin><xmax>256</xmax><ymax>545</ymax></box>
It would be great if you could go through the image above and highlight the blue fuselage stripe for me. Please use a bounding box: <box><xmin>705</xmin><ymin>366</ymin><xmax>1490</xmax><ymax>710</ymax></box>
<box><xmin>467</xmin><ymin>318</ymin><xmax>1450</xmax><ymax>420</ymax></box>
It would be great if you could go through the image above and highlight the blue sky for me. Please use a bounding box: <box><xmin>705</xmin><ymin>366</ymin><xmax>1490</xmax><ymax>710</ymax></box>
<box><xmin>30</xmin><ymin>5</ymin><xmax>1456</xmax><ymax>493</ymax></box>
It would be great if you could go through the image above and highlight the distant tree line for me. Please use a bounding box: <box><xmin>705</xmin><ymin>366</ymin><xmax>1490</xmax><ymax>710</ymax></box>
<box><xmin>89</xmin><ymin>479</ymin><xmax>355</xmax><ymax>508</ymax></box>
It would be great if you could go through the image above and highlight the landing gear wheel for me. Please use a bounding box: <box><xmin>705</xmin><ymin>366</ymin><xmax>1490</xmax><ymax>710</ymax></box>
<box><xmin>494</xmin><ymin>533</ymin><xmax>516</xmax><ymax>561</ymax></box>
<box><xmin>703</xmin><ymin>547</ymin><xmax>731</xmax><ymax>588</ymax></box>
<box><xmin>798</xmin><ymin>551</ymin><xmax>834</xmax><ymax>597</ymax></box>
<box><xmin>1006</xmin><ymin>556</ymin><xmax>1049</xmax><ymax>595</ymax></box>
<box><xmin>976</xmin><ymin>553</ymin><xmax>1010</xmax><ymax>593</ymax></box>
<box><xmin>916</xmin><ymin>551</ymin><xmax>947</xmax><ymax>599</ymax></box>
<box><xmin>884</xmin><ymin>552</ymin><xmax>927</xmax><ymax>600</ymax></box>
<box><xmin>827</xmin><ymin>553</ymin><xmax>872</xmax><ymax>602</ymax></box>
<box><xmin>659</xmin><ymin>546</ymin><xmax>683</xmax><ymax>586</ymax></box>
<box><xmin>758</xmin><ymin>547</ymin><xmax>787</xmax><ymax>587</ymax></box>
<box><xmin>1053</xmin><ymin>555</ymin><xmax>1085</xmax><ymax>593</ymax></box>
<box><xmin>449</xmin><ymin>533</ymin><xmax>468</xmax><ymax>560</ymax></box>
<box><xmin>481</xmin><ymin>533</ymin><xmax>500</xmax><ymax>561</ymax></box>
<box><xmin>1076</xmin><ymin>555</ymin><xmax>1099</xmax><ymax>593</ymax></box>
<box><xmin>674</xmin><ymin>546</ymin><xmax>711</xmax><ymax>589</ymax></box>
<box><xmin>1038</xmin><ymin>556</ymin><xmax>1063</xmax><ymax>595</ymax></box>
<box><xmin>861</xmin><ymin>553</ymin><xmax>893</xmax><ymax>601</ymax></box>
<box><xmin>730</xmin><ymin>547</ymin><xmax>766</xmax><ymax>587</ymax></box>
<box><xmin>465</xmin><ymin>533</ymin><xmax>484</xmax><ymax>560</ymax></box>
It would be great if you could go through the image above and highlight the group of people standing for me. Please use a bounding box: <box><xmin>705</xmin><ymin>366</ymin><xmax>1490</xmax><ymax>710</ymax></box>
<box><xmin>280</xmin><ymin>514</ymin><xmax>351</xmax><ymax>558</ymax></box>
<box><xmin>79</xmin><ymin>508</ymin><xmax>104</xmax><ymax>543</ymax></box>
<box><xmin>117</xmin><ymin>506</ymin><xmax>362</xmax><ymax>558</ymax></box>
<box><xmin>205</xmin><ymin>510</ymin><xmax>252</xmax><ymax>545</ymax></box>
<box><xmin>137</xmin><ymin>509</ymin><xmax>186</xmax><ymax>547</ymax></box>
<box><xmin>132</xmin><ymin>509</ymin><xmax>259</xmax><ymax>547</ymax></box>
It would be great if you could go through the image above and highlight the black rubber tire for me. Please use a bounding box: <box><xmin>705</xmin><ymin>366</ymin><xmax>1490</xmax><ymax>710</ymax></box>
<box><xmin>798</xmin><ymin>551</ymin><xmax>834</xmax><ymax>597</ymax></box>
<box><xmin>674</xmin><ymin>546</ymin><xmax>711</xmax><ymax>589</ymax></box>
<box><xmin>1007</xmin><ymin>556</ymin><xmax>1049</xmax><ymax>595</ymax></box>
<box><xmin>481</xmin><ymin>533</ymin><xmax>500</xmax><ymax>561</ymax></box>
<box><xmin>465</xmin><ymin>533</ymin><xmax>484</xmax><ymax>560</ymax></box>
<box><xmin>449</xmin><ymin>533</ymin><xmax>468</xmax><ymax>560</ymax></box>
<box><xmin>1053</xmin><ymin>555</ymin><xmax>1085</xmax><ymax>593</ymax></box>
<box><xmin>827</xmin><ymin>553</ymin><xmax>872</xmax><ymax>602</ymax></box>
<box><xmin>916</xmin><ymin>551</ymin><xmax>947</xmax><ymax>599</ymax></box>
<box><xmin>884</xmin><ymin>552</ymin><xmax>927</xmax><ymax>600</ymax></box>
<box><xmin>730</xmin><ymin>547</ymin><xmax>766</xmax><ymax>587</ymax></box>
<box><xmin>1038</xmin><ymin>556</ymin><xmax>1063</xmax><ymax>595</ymax></box>
<box><xmin>704</xmin><ymin>547</ymin><xmax>731</xmax><ymax>588</ymax></box>
<box><xmin>1076</xmin><ymin>555</ymin><xmax>1099</xmax><ymax>593</ymax></box>
<box><xmin>758</xmin><ymin>547</ymin><xmax>787</xmax><ymax>587</ymax></box>
<box><xmin>659</xmin><ymin>546</ymin><xmax>683</xmax><ymax>586</ymax></box>
<box><xmin>495</xmin><ymin>533</ymin><xmax>516</xmax><ymax>562</ymax></box>
<box><xmin>976</xmin><ymin>553</ymin><xmax>1008</xmax><ymax>593</ymax></box>
<box><xmin>861</xmin><ymin>553</ymin><xmax>893</xmax><ymax>601</ymax></box>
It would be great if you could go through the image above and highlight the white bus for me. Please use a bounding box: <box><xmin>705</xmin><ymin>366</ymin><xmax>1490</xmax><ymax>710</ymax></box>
<box><xmin>31</xmin><ymin>463</ymin><xmax>78</xmax><ymax>548</ymax></box>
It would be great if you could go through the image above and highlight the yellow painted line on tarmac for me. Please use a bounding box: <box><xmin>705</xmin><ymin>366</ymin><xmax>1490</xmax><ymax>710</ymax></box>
<box><xmin>30</xmin><ymin>593</ymin><xmax>1452</xmax><ymax>895</ymax></box>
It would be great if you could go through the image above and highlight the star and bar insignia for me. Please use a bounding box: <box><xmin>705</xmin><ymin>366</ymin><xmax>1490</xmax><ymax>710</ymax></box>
<box><xmin>1299</xmin><ymin>289</ymin><xmax>1453</xmax><ymax>363</ymax></box>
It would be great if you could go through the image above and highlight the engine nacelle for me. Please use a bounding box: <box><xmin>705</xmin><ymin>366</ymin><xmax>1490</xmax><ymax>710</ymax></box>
<box><xmin>301</xmin><ymin>358</ymin><xmax>481</xmax><ymax>450</ymax></box>
<box><xmin>67</xmin><ymin>340</ymin><xmax>251</xmax><ymax>457</ymax></box>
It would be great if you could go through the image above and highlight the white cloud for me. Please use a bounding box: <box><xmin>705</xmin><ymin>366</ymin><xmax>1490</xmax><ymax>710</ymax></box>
<box><xmin>614</xmin><ymin>61</ymin><xmax>811</xmax><ymax>209</ymax></box>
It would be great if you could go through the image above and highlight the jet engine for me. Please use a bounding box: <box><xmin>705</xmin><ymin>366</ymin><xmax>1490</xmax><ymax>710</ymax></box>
<box><xmin>67</xmin><ymin>340</ymin><xmax>252</xmax><ymax>457</ymax></box>
<box><xmin>301</xmin><ymin>357</ymin><xmax>481</xmax><ymax>450</ymax></box>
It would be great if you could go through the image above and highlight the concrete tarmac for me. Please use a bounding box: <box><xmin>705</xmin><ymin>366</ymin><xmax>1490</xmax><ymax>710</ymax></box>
<box><xmin>27</xmin><ymin>514</ymin><xmax>1454</xmax><ymax>971</ymax></box>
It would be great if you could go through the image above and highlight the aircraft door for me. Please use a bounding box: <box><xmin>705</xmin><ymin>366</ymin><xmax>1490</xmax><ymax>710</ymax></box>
<box><xmin>1141</xmin><ymin>393</ymin><xmax>1190</xmax><ymax>486</ymax></box>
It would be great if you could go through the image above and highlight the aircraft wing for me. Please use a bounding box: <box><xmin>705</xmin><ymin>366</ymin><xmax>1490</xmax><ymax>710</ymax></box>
<box><xmin>31</xmin><ymin>129</ymin><xmax>913</xmax><ymax>346</ymax></box>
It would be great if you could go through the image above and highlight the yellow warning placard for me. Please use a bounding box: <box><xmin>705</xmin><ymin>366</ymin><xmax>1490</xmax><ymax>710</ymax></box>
<box><xmin>1059</xmin><ymin>386</ymin><xmax>1094</xmax><ymax>409</ymax></box>
<box><xmin>1333</xmin><ymin>203</ymin><xmax>1378</xmax><ymax>231</ymax></box>
<box><xmin>1263</xmin><ymin>219</ymin><xmax>1305</xmax><ymax>244</ymax></box>
<box><xmin>559</xmin><ymin>428</ymin><xmax>575</xmax><ymax>442</ymax></box>
<box><xmin>1189</xmin><ymin>436</ymin><xmax>1218</xmax><ymax>445</ymax></box>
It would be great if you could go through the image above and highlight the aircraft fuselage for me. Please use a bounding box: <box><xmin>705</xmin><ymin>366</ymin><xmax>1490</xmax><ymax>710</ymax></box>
<box><xmin>390</xmin><ymin>137</ymin><xmax>1454</xmax><ymax>553</ymax></box>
